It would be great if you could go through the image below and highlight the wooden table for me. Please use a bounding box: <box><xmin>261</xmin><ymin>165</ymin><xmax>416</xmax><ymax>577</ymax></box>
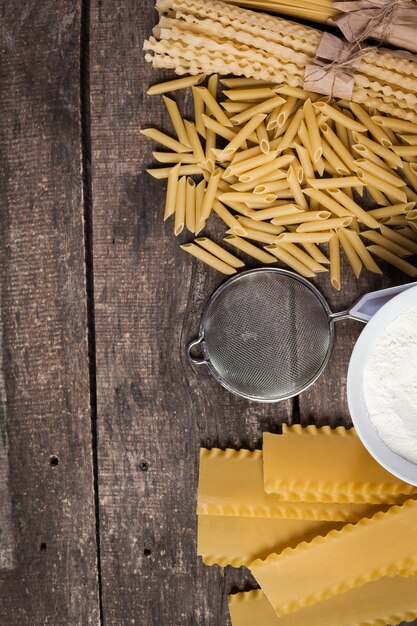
<box><xmin>0</xmin><ymin>2</ymin><xmax>416</xmax><ymax>624</ymax></box>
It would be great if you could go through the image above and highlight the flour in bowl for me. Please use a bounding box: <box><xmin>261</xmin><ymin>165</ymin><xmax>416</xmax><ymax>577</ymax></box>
<box><xmin>363</xmin><ymin>305</ymin><xmax>417</xmax><ymax>464</ymax></box>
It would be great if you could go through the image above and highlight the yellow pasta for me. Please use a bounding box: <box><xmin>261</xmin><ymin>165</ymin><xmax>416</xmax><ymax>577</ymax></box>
<box><xmin>184</xmin><ymin>120</ymin><xmax>205</xmax><ymax>163</ymax></box>
<box><xmin>368</xmin><ymin>203</ymin><xmax>414</xmax><ymax>219</ymax></box>
<box><xmin>200</xmin><ymin>168</ymin><xmax>221</xmax><ymax>222</ymax></box>
<box><xmin>141</xmin><ymin>128</ymin><xmax>192</xmax><ymax>153</ymax></box>
<box><xmin>238</xmin><ymin>161</ymin><xmax>286</xmax><ymax>184</ymax></box>
<box><xmin>297</xmin><ymin>217</ymin><xmax>352</xmax><ymax>232</ymax></box>
<box><xmin>320</xmin><ymin>139</ymin><xmax>350</xmax><ymax>176</ymax></box>
<box><xmin>357</xmin><ymin>170</ymin><xmax>407</xmax><ymax>204</ymax></box>
<box><xmin>313</xmin><ymin>102</ymin><xmax>367</xmax><ymax>132</ymax></box>
<box><xmin>276</xmin><ymin>96</ymin><xmax>298</xmax><ymax>127</ymax></box>
<box><xmin>256</xmin><ymin>121</ymin><xmax>270</xmax><ymax>154</ymax></box>
<box><xmin>192</xmin><ymin>85</ymin><xmax>206</xmax><ymax>138</ymax></box>
<box><xmin>174</xmin><ymin>175</ymin><xmax>186</xmax><ymax>236</ymax></box>
<box><xmin>351</xmin><ymin>132</ymin><xmax>402</xmax><ymax>168</ymax></box>
<box><xmin>248</xmin><ymin>204</ymin><xmax>304</xmax><ymax>221</ymax></box>
<box><xmin>163</xmin><ymin>96</ymin><xmax>191</xmax><ymax>147</ymax></box>
<box><xmin>372</xmin><ymin>116</ymin><xmax>417</xmax><ymax>134</ymax></box>
<box><xmin>392</xmin><ymin>145</ymin><xmax>417</xmax><ymax>158</ymax></box>
<box><xmin>271</xmin><ymin>210</ymin><xmax>329</xmax><ymax>226</ymax></box>
<box><xmin>224</xmin><ymin>235</ymin><xmax>277</xmax><ymax>263</ymax></box>
<box><xmin>229</xmin><ymin>151</ymin><xmax>280</xmax><ymax>178</ymax></box>
<box><xmin>220</xmin><ymin>78</ymin><xmax>273</xmax><ymax>88</ymax></box>
<box><xmin>343</xmin><ymin>228</ymin><xmax>382</xmax><ymax>274</ymax></box>
<box><xmin>276</xmin><ymin>232</ymin><xmax>333</xmax><ymax>244</ymax></box>
<box><xmin>180</xmin><ymin>243</ymin><xmax>236</xmax><ymax>274</ymax></box>
<box><xmin>219</xmin><ymin>191</ymin><xmax>277</xmax><ymax>205</ymax></box>
<box><xmin>400</xmin><ymin>135</ymin><xmax>417</xmax><ymax>146</ymax></box>
<box><xmin>329</xmin><ymin>232</ymin><xmax>341</xmax><ymax>291</ymax></box>
<box><xmin>302</xmin><ymin>189</ymin><xmax>352</xmax><ymax>218</ymax></box>
<box><xmin>277</xmin><ymin>242</ymin><xmax>328</xmax><ymax>273</ymax></box>
<box><xmin>275</xmin><ymin>108</ymin><xmax>304</xmax><ymax>153</ymax></box>
<box><xmin>293</xmin><ymin>143</ymin><xmax>314</xmax><ymax>180</ymax></box>
<box><xmin>164</xmin><ymin>162</ymin><xmax>181</xmax><ymax>221</ymax></box>
<box><xmin>360</xmin><ymin>231</ymin><xmax>412</xmax><ymax>258</ymax></box>
<box><xmin>237</xmin><ymin>216</ymin><xmax>285</xmax><ymax>235</ymax></box>
<box><xmin>367</xmin><ymin>245</ymin><xmax>417</xmax><ymax>276</ymax></box>
<box><xmin>319</xmin><ymin>123</ymin><xmax>355</xmax><ymax>171</ymax></box>
<box><xmin>265</xmin><ymin>245</ymin><xmax>316</xmax><ymax>278</ymax></box>
<box><xmin>303</xmin><ymin>242</ymin><xmax>330</xmax><ymax>265</ymax></box>
<box><xmin>349</xmin><ymin>103</ymin><xmax>392</xmax><ymax>147</ymax></box>
<box><xmin>367</xmin><ymin>184</ymin><xmax>389</xmax><ymax>206</ymax></box>
<box><xmin>194</xmin><ymin>237</ymin><xmax>244</xmax><ymax>268</ymax></box>
<box><xmin>147</xmin><ymin>73</ymin><xmax>205</xmax><ymax>95</ymax></box>
<box><xmin>223</xmin><ymin>87</ymin><xmax>277</xmax><ymax>101</ymax></box>
<box><xmin>338</xmin><ymin>227</ymin><xmax>362</xmax><ymax>278</ymax></box>
<box><xmin>220</xmin><ymin>114</ymin><xmax>267</xmax><ymax>158</ymax></box>
<box><xmin>327</xmin><ymin>190</ymin><xmax>380</xmax><ymax>229</ymax></box>
<box><xmin>195</xmin><ymin>179</ymin><xmax>207</xmax><ymax>235</ymax></box>
<box><xmin>254</xmin><ymin>179</ymin><xmax>291</xmax><ymax>195</ymax></box>
<box><xmin>185</xmin><ymin>177</ymin><xmax>196</xmax><ymax>233</ymax></box>
<box><xmin>380</xmin><ymin>224</ymin><xmax>417</xmax><ymax>256</ymax></box>
<box><xmin>152</xmin><ymin>152</ymin><xmax>199</xmax><ymax>164</ymax></box>
<box><xmin>354</xmin><ymin>159</ymin><xmax>405</xmax><ymax>188</ymax></box>
<box><xmin>230</xmin><ymin>96</ymin><xmax>286</xmax><ymax>126</ymax></box>
<box><xmin>147</xmin><ymin>165</ymin><xmax>203</xmax><ymax>179</ymax></box>
<box><xmin>227</xmin><ymin>226</ymin><xmax>278</xmax><ymax>245</ymax></box>
<box><xmin>221</xmin><ymin>101</ymin><xmax>253</xmax><ymax>114</ymax></box>
<box><xmin>306</xmin><ymin>177</ymin><xmax>362</xmax><ymax>190</ymax></box>
<box><xmin>213</xmin><ymin>199</ymin><xmax>247</xmax><ymax>236</ymax></box>
<box><xmin>303</xmin><ymin>99</ymin><xmax>322</xmax><ymax>163</ymax></box>
<box><xmin>194</xmin><ymin>86</ymin><xmax>233</xmax><ymax>128</ymax></box>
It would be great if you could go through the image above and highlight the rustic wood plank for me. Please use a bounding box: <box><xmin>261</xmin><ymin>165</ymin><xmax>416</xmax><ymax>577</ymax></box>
<box><xmin>90</xmin><ymin>2</ymin><xmax>291</xmax><ymax>625</ymax></box>
<box><xmin>0</xmin><ymin>2</ymin><xmax>100</xmax><ymax>623</ymax></box>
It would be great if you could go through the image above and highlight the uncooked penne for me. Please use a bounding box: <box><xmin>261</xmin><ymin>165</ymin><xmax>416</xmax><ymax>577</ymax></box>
<box><xmin>223</xmin><ymin>87</ymin><xmax>277</xmax><ymax>101</ymax></box>
<box><xmin>256</xmin><ymin>121</ymin><xmax>270</xmax><ymax>154</ymax></box>
<box><xmin>185</xmin><ymin>177</ymin><xmax>196</xmax><ymax>233</ymax></box>
<box><xmin>195</xmin><ymin>179</ymin><xmax>206</xmax><ymax>235</ymax></box>
<box><xmin>302</xmin><ymin>189</ymin><xmax>352</xmax><ymax>218</ymax></box>
<box><xmin>368</xmin><ymin>203</ymin><xmax>414</xmax><ymax>219</ymax></box>
<box><xmin>192</xmin><ymin>85</ymin><xmax>206</xmax><ymax>138</ymax></box>
<box><xmin>219</xmin><ymin>192</ymin><xmax>277</xmax><ymax>205</ymax></box>
<box><xmin>219</xmin><ymin>114</ymin><xmax>266</xmax><ymax>158</ymax></box>
<box><xmin>194</xmin><ymin>86</ymin><xmax>233</xmax><ymax>128</ymax></box>
<box><xmin>327</xmin><ymin>190</ymin><xmax>380</xmax><ymax>229</ymax></box>
<box><xmin>163</xmin><ymin>96</ymin><xmax>190</xmax><ymax>147</ymax></box>
<box><xmin>230</xmin><ymin>96</ymin><xmax>285</xmax><ymax>126</ymax></box>
<box><xmin>141</xmin><ymin>128</ymin><xmax>192</xmax><ymax>153</ymax></box>
<box><xmin>320</xmin><ymin>140</ymin><xmax>350</xmax><ymax>176</ymax></box>
<box><xmin>357</xmin><ymin>170</ymin><xmax>407</xmax><ymax>203</ymax></box>
<box><xmin>184</xmin><ymin>120</ymin><xmax>205</xmax><ymax>163</ymax></box>
<box><xmin>147</xmin><ymin>73</ymin><xmax>205</xmax><ymax>95</ymax></box>
<box><xmin>271</xmin><ymin>211</ymin><xmax>329</xmax><ymax>226</ymax></box>
<box><xmin>224</xmin><ymin>235</ymin><xmax>277</xmax><ymax>263</ymax></box>
<box><xmin>392</xmin><ymin>145</ymin><xmax>417</xmax><ymax>158</ymax></box>
<box><xmin>307</xmin><ymin>177</ymin><xmax>362</xmax><ymax>190</ymax></box>
<box><xmin>152</xmin><ymin>152</ymin><xmax>199</xmax><ymax>164</ymax></box>
<box><xmin>275</xmin><ymin>108</ymin><xmax>304</xmax><ymax>153</ymax></box>
<box><xmin>200</xmin><ymin>168</ymin><xmax>221</xmax><ymax>222</ymax></box>
<box><xmin>319</xmin><ymin>123</ymin><xmax>355</xmax><ymax>171</ymax></box>
<box><xmin>213</xmin><ymin>200</ymin><xmax>247</xmax><ymax>236</ymax></box>
<box><xmin>147</xmin><ymin>165</ymin><xmax>203</xmax><ymax>179</ymax></box>
<box><xmin>276</xmin><ymin>232</ymin><xmax>333</xmax><ymax>244</ymax></box>
<box><xmin>367</xmin><ymin>245</ymin><xmax>417</xmax><ymax>276</ymax></box>
<box><xmin>174</xmin><ymin>176</ymin><xmax>186</xmax><ymax>236</ymax></box>
<box><xmin>293</xmin><ymin>143</ymin><xmax>314</xmax><ymax>180</ymax></box>
<box><xmin>380</xmin><ymin>224</ymin><xmax>417</xmax><ymax>256</ymax></box>
<box><xmin>313</xmin><ymin>102</ymin><xmax>367</xmax><ymax>132</ymax></box>
<box><xmin>352</xmin><ymin>132</ymin><xmax>402</xmax><ymax>168</ymax></box>
<box><xmin>303</xmin><ymin>242</ymin><xmax>330</xmax><ymax>265</ymax></box>
<box><xmin>228</xmin><ymin>151</ymin><xmax>279</xmax><ymax>178</ymax></box>
<box><xmin>237</xmin><ymin>217</ymin><xmax>284</xmax><ymax>235</ymax></box>
<box><xmin>297</xmin><ymin>217</ymin><xmax>352</xmax><ymax>232</ymax></box>
<box><xmin>164</xmin><ymin>162</ymin><xmax>181</xmax><ymax>220</ymax></box>
<box><xmin>265</xmin><ymin>245</ymin><xmax>316</xmax><ymax>278</ymax></box>
<box><xmin>329</xmin><ymin>232</ymin><xmax>341</xmax><ymax>290</ymax></box>
<box><xmin>180</xmin><ymin>243</ymin><xmax>236</xmax><ymax>275</ymax></box>
<box><xmin>226</xmin><ymin>226</ymin><xmax>278</xmax><ymax>245</ymax></box>
<box><xmin>277</xmin><ymin>242</ymin><xmax>328</xmax><ymax>273</ymax></box>
<box><xmin>249</xmin><ymin>204</ymin><xmax>304</xmax><ymax>221</ymax></box>
<box><xmin>354</xmin><ymin>159</ymin><xmax>405</xmax><ymax>188</ymax></box>
<box><xmin>360</xmin><ymin>231</ymin><xmax>412</xmax><ymax>258</ymax></box>
<box><xmin>344</xmin><ymin>229</ymin><xmax>382</xmax><ymax>274</ymax></box>
<box><xmin>372</xmin><ymin>116</ymin><xmax>417</xmax><ymax>134</ymax></box>
<box><xmin>349</xmin><ymin>103</ymin><xmax>392</xmax><ymax>146</ymax></box>
<box><xmin>303</xmin><ymin>99</ymin><xmax>322</xmax><ymax>163</ymax></box>
<box><xmin>194</xmin><ymin>237</ymin><xmax>244</xmax><ymax>268</ymax></box>
<box><xmin>287</xmin><ymin>165</ymin><xmax>308</xmax><ymax>210</ymax></box>
<box><xmin>338</xmin><ymin>227</ymin><xmax>362</xmax><ymax>279</ymax></box>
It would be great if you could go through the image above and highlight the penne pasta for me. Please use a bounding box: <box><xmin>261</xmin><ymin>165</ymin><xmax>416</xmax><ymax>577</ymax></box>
<box><xmin>224</xmin><ymin>235</ymin><xmax>277</xmax><ymax>263</ymax></box>
<box><xmin>236</xmin><ymin>217</ymin><xmax>284</xmax><ymax>236</ymax></box>
<box><xmin>194</xmin><ymin>86</ymin><xmax>233</xmax><ymax>128</ymax></box>
<box><xmin>219</xmin><ymin>114</ymin><xmax>267</xmax><ymax>158</ymax></box>
<box><xmin>276</xmin><ymin>232</ymin><xmax>333</xmax><ymax>244</ymax></box>
<box><xmin>360</xmin><ymin>231</ymin><xmax>412</xmax><ymax>258</ymax></box>
<box><xmin>326</xmin><ymin>189</ymin><xmax>381</xmax><ymax>229</ymax></box>
<box><xmin>174</xmin><ymin>176</ymin><xmax>186</xmax><ymax>236</ymax></box>
<box><xmin>256</xmin><ymin>121</ymin><xmax>270</xmax><ymax>154</ymax></box>
<box><xmin>302</xmin><ymin>189</ymin><xmax>352</xmax><ymax>218</ymax></box>
<box><xmin>147</xmin><ymin>73</ymin><xmax>205</xmax><ymax>95</ymax></box>
<box><xmin>367</xmin><ymin>185</ymin><xmax>389</xmax><ymax>206</ymax></box>
<box><xmin>164</xmin><ymin>162</ymin><xmax>181</xmax><ymax>221</ymax></box>
<box><xmin>271</xmin><ymin>210</ymin><xmax>329</xmax><ymax>226</ymax></box>
<box><xmin>302</xmin><ymin>242</ymin><xmax>330</xmax><ymax>265</ymax></box>
<box><xmin>380</xmin><ymin>224</ymin><xmax>417</xmax><ymax>256</ymax></box>
<box><xmin>392</xmin><ymin>145</ymin><xmax>417</xmax><ymax>158</ymax></box>
<box><xmin>293</xmin><ymin>143</ymin><xmax>315</xmax><ymax>180</ymax></box>
<box><xmin>223</xmin><ymin>87</ymin><xmax>277</xmax><ymax>101</ymax></box>
<box><xmin>338</xmin><ymin>228</ymin><xmax>362</xmax><ymax>279</ymax></box>
<box><xmin>192</xmin><ymin>86</ymin><xmax>206</xmax><ymax>138</ymax></box>
<box><xmin>147</xmin><ymin>165</ymin><xmax>203</xmax><ymax>179</ymax></box>
<box><xmin>354</xmin><ymin>159</ymin><xmax>405</xmax><ymax>188</ymax></box>
<box><xmin>307</xmin><ymin>177</ymin><xmax>363</xmax><ymax>190</ymax></box>
<box><xmin>335</xmin><ymin>119</ymin><xmax>350</xmax><ymax>151</ymax></box>
<box><xmin>221</xmin><ymin>101</ymin><xmax>253</xmax><ymax>114</ymax></box>
<box><xmin>163</xmin><ymin>96</ymin><xmax>190</xmax><ymax>146</ymax></box>
<box><xmin>254</xmin><ymin>179</ymin><xmax>291</xmax><ymax>195</ymax></box>
<box><xmin>321</xmin><ymin>139</ymin><xmax>350</xmax><ymax>176</ymax></box>
<box><xmin>277</xmin><ymin>96</ymin><xmax>298</xmax><ymax>127</ymax></box>
<box><xmin>152</xmin><ymin>152</ymin><xmax>199</xmax><ymax>164</ymax></box>
<box><xmin>219</xmin><ymin>191</ymin><xmax>277</xmax><ymax>205</ymax></box>
<box><xmin>297</xmin><ymin>217</ymin><xmax>352</xmax><ymax>232</ymax></box>
<box><xmin>226</xmin><ymin>226</ymin><xmax>278</xmax><ymax>245</ymax></box>
<box><xmin>313</xmin><ymin>102</ymin><xmax>367</xmax><ymax>132</ymax></box>
<box><xmin>266</xmin><ymin>105</ymin><xmax>284</xmax><ymax>131</ymax></box>
<box><xmin>248</xmin><ymin>204</ymin><xmax>304</xmax><ymax>221</ymax></box>
<box><xmin>238</xmin><ymin>154</ymin><xmax>293</xmax><ymax>181</ymax></box>
<box><xmin>351</xmin><ymin>132</ymin><xmax>402</xmax><ymax>168</ymax></box>
<box><xmin>349</xmin><ymin>103</ymin><xmax>392</xmax><ymax>147</ymax></box>
<box><xmin>185</xmin><ymin>177</ymin><xmax>196</xmax><ymax>233</ymax></box>
<box><xmin>238</xmin><ymin>162</ymin><xmax>286</xmax><ymax>185</ymax></box>
<box><xmin>180</xmin><ymin>243</ymin><xmax>236</xmax><ymax>275</ymax></box>
<box><xmin>265</xmin><ymin>245</ymin><xmax>316</xmax><ymax>278</ymax></box>
<box><xmin>329</xmin><ymin>232</ymin><xmax>341</xmax><ymax>290</ymax></box>
<box><xmin>303</xmin><ymin>98</ymin><xmax>322</xmax><ymax>163</ymax></box>
<box><xmin>319</xmin><ymin>123</ymin><xmax>355</xmax><ymax>171</ymax></box>
<box><xmin>372</xmin><ymin>116</ymin><xmax>417</xmax><ymax>135</ymax></box>
<box><xmin>344</xmin><ymin>229</ymin><xmax>382</xmax><ymax>274</ymax></box>
<box><xmin>212</xmin><ymin>199</ymin><xmax>247</xmax><ymax>236</ymax></box>
<box><xmin>200</xmin><ymin>168</ymin><xmax>221</xmax><ymax>222</ymax></box>
<box><xmin>275</xmin><ymin>108</ymin><xmax>304</xmax><ymax>153</ymax></box>
<box><xmin>184</xmin><ymin>120</ymin><xmax>205</xmax><ymax>162</ymax></box>
<box><xmin>194</xmin><ymin>237</ymin><xmax>244</xmax><ymax>268</ymax></box>
<box><xmin>400</xmin><ymin>135</ymin><xmax>417</xmax><ymax>146</ymax></box>
<box><xmin>368</xmin><ymin>203</ymin><xmax>414</xmax><ymax>219</ymax></box>
<box><xmin>357</xmin><ymin>170</ymin><xmax>407</xmax><ymax>204</ymax></box>
<box><xmin>220</xmin><ymin>78</ymin><xmax>273</xmax><ymax>88</ymax></box>
<box><xmin>367</xmin><ymin>245</ymin><xmax>417</xmax><ymax>277</ymax></box>
<box><xmin>277</xmin><ymin>242</ymin><xmax>328</xmax><ymax>273</ymax></box>
<box><xmin>141</xmin><ymin>128</ymin><xmax>192</xmax><ymax>153</ymax></box>
<box><xmin>287</xmin><ymin>165</ymin><xmax>308</xmax><ymax>209</ymax></box>
<box><xmin>230</xmin><ymin>96</ymin><xmax>286</xmax><ymax>126</ymax></box>
<box><xmin>195</xmin><ymin>179</ymin><xmax>206</xmax><ymax>235</ymax></box>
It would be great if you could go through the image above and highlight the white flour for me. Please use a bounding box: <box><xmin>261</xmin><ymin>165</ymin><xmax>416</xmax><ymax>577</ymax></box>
<box><xmin>363</xmin><ymin>305</ymin><xmax>417</xmax><ymax>464</ymax></box>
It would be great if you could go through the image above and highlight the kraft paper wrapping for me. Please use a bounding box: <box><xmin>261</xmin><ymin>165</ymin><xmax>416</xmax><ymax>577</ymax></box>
<box><xmin>332</xmin><ymin>0</ymin><xmax>417</xmax><ymax>54</ymax></box>
<box><xmin>303</xmin><ymin>32</ymin><xmax>364</xmax><ymax>100</ymax></box>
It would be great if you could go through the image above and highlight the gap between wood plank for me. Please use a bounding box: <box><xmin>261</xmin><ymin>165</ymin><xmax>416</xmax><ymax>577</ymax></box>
<box><xmin>80</xmin><ymin>0</ymin><xmax>104</xmax><ymax>622</ymax></box>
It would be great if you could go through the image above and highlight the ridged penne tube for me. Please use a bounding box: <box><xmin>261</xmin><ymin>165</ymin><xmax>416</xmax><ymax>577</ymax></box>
<box><xmin>327</xmin><ymin>190</ymin><xmax>380</xmax><ymax>229</ymax></box>
<box><xmin>219</xmin><ymin>113</ymin><xmax>267</xmax><ymax>158</ymax></box>
<box><xmin>407</xmin><ymin>209</ymin><xmax>417</xmax><ymax>221</ymax></box>
<box><xmin>256</xmin><ymin>121</ymin><xmax>270</xmax><ymax>154</ymax></box>
<box><xmin>385</xmin><ymin>216</ymin><xmax>410</xmax><ymax>227</ymax></box>
<box><xmin>266</xmin><ymin>105</ymin><xmax>284</xmax><ymax>131</ymax></box>
<box><xmin>302</xmin><ymin>189</ymin><xmax>352</xmax><ymax>219</ymax></box>
<box><xmin>194</xmin><ymin>237</ymin><xmax>244</xmax><ymax>268</ymax></box>
<box><xmin>180</xmin><ymin>243</ymin><xmax>236</xmax><ymax>275</ymax></box>
<box><xmin>329</xmin><ymin>233</ymin><xmax>341</xmax><ymax>291</ymax></box>
<box><xmin>303</xmin><ymin>242</ymin><xmax>330</xmax><ymax>264</ymax></box>
<box><xmin>354</xmin><ymin>159</ymin><xmax>405</xmax><ymax>188</ymax></box>
<box><xmin>248</xmin><ymin>204</ymin><xmax>303</xmax><ymax>221</ymax></box>
<box><xmin>405</xmin><ymin>186</ymin><xmax>417</xmax><ymax>203</ymax></box>
<box><xmin>200</xmin><ymin>168</ymin><xmax>221</xmax><ymax>222</ymax></box>
<box><xmin>293</xmin><ymin>143</ymin><xmax>314</xmax><ymax>180</ymax></box>
<box><xmin>231</xmin><ymin>144</ymin><xmax>265</xmax><ymax>164</ymax></box>
<box><xmin>174</xmin><ymin>175</ymin><xmax>186</xmax><ymax>236</ymax></box>
<box><xmin>320</xmin><ymin>140</ymin><xmax>350</xmax><ymax>176</ymax></box>
<box><xmin>192</xmin><ymin>85</ymin><xmax>206</xmax><ymax>138</ymax></box>
<box><xmin>253</xmin><ymin>494</ymin><xmax>417</xmax><ymax>610</ymax></box>
<box><xmin>313</xmin><ymin>102</ymin><xmax>367</xmax><ymax>132</ymax></box>
<box><xmin>349</xmin><ymin>103</ymin><xmax>392</xmax><ymax>146</ymax></box>
<box><xmin>368</xmin><ymin>203</ymin><xmax>414</xmax><ymax>219</ymax></box>
<box><xmin>164</xmin><ymin>162</ymin><xmax>181</xmax><ymax>220</ymax></box>
<box><xmin>185</xmin><ymin>177</ymin><xmax>196</xmax><ymax>233</ymax></box>
<box><xmin>400</xmin><ymin>135</ymin><xmax>417</xmax><ymax>146</ymax></box>
<box><xmin>147</xmin><ymin>165</ymin><xmax>203</xmax><ymax>179</ymax></box>
<box><xmin>392</xmin><ymin>145</ymin><xmax>417</xmax><ymax>158</ymax></box>
<box><xmin>224</xmin><ymin>235</ymin><xmax>277</xmax><ymax>263</ymax></box>
<box><xmin>306</xmin><ymin>177</ymin><xmax>362</xmax><ymax>190</ymax></box>
<box><xmin>202</xmin><ymin>114</ymin><xmax>244</xmax><ymax>145</ymax></box>
<box><xmin>163</xmin><ymin>96</ymin><xmax>191</xmax><ymax>147</ymax></box>
<box><xmin>276</xmin><ymin>232</ymin><xmax>333</xmax><ymax>244</ymax></box>
<box><xmin>319</xmin><ymin>124</ymin><xmax>355</xmax><ymax>171</ymax></box>
<box><xmin>236</xmin><ymin>216</ymin><xmax>285</xmax><ymax>235</ymax></box>
<box><xmin>344</xmin><ymin>229</ymin><xmax>382</xmax><ymax>274</ymax></box>
<box><xmin>222</xmin><ymin>87</ymin><xmax>277</xmax><ymax>101</ymax></box>
<box><xmin>205</xmin><ymin>127</ymin><xmax>216</xmax><ymax>172</ymax></box>
<box><xmin>227</xmin><ymin>226</ymin><xmax>278</xmax><ymax>245</ymax></box>
<box><xmin>239</xmin><ymin>154</ymin><xmax>293</xmax><ymax>181</ymax></box>
<box><xmin>357</xmin><ymin>170</ymin><xmax>407</xmax><ymax>203</ymax></box>
<box><xmin>238</xmin><ymin>161</ymin><xmax>286</xmax><ymax>184</ymax></box>
<box><xmin>372</xmin><ymin>116</ymin><xmax>417</xmax><ymax>134</ymax></box>
<box><xmin>277</xmin><ymin>242</ymin><xmax>328</xmax><ymax>273</ymax></box>
<box><xmin>195</xmin><ymin>179</ymin><xmax>206</xmax><ymax>235</ymax></box>
<box><xmin>254</xmin><ymin>179</ymin><xmax>291</xmax><ymax>195</ymax></box>
<box><xmin>194</xmin><ymin>86</ymin><xmax>233</xmax><ymax>128</ymax></box>
<box><xmin>287</xmin><ymin>165</ymin><xmax>308</xmax><ymax>209</ymax></box>
<box><xmin>141</xmin><ymin>128</ymin><xmax>192</xmax><ymax>153</ymax></box>
<box><xmin>338</xmin><ymin>228</ymin><xmax>362</xmax><ymax>278</ymax></box>
<box><xmin>403</xmin><ymin>162</ymin><xmax>417</xmax><ymax>191</ymax></box>
<box><xmin>219</xmin><ymin>191</ymin><xmax>277</xmax><ymax>205</ymax></box>
<box><xmin>228</xmin><ymin>150</ymin><xmax>279</xmax><ymax>177</ymax></box>
<box><xmin>220</xmin><ymin>78</ymin><xmax>273</xmax><ymax>88</ymax></box>
<box><xmin>275</xmin><ymin>108</ymin><xmax>304</xmax><ymax>153</ymax></box>
<box><xmin>303</xmin><ymin>98</ymin><xmax>322</xmax><ymax>163</ymax></box>
<box><xmin>276</xmin><ymin>96</ymin><xmax>297</xmax><ymax>127</ymax></box>
<box><xmin>380</xmin><ymin>224</ymin><xmax>417</xmax><ymax>256</ymax></box>
<box><xmin>367</xmin><ymin>245</ymin><xmax>417</xmax><ymax>276</ymax></box>
<box><xmin>297</xmin><ymin>217</ymin><xmax>352</xmax><ymax>232</ymax></box>
<box><xmin>367</xmin><ymin>185</ymin><xmax>389</xmax><ymax>206</ymax></box>
<box><xmin>184</xmin><ymin>120</ymin><xmax>205</xmax><ymax>162</ymax></box>
<box><xmin>351</xmin><ymin>132</ymin><xmax>402</xmax><ymax>168</ymax></box>
<box><xmin>147</xmin><ymin>73</ymin><xmax>205</xmax><ymax>95</ymax></box>
<box><xmin>360</xmin><ymin>231</ymin><xmax>412</xmax><ymax>258</ymax></box>
<box><xmin>265</xmin><ymin>245</ymin><xmax>316</xmax><ymax>277</ymax></box>
<box><xmin>213</xmin><ymin>199</ymin><xmax>247</xmax><ymax>236</ymax></box>
<box><xmin>152</xmin><ymin>152</ymin><xmax>200</xmax><ymax>164</ymax></box>
<box><xmin>220</xmin><ymin>101</ymin><xmax>253</xmax><ymax>114</ymax></box>
<box><xmin>230</xmin><ymin>96</ymin><xmax>285</xmax><ymax>126</ymax></box>
<box><xmin>271</xmin><ymin>210</ymin><xmax>329</xmax><ymax>226</ymax></box>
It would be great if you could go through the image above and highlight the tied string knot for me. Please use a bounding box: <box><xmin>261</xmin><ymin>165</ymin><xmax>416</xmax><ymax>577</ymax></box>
<box><xmin>332</xmin><ymin>0</ymin><xmax>417</xmax><ymax>52</ymax></box>
<box><xmin>303</xmin><ymin>32</ymin><xmax>370</xmax><ymax>100</ymax></box>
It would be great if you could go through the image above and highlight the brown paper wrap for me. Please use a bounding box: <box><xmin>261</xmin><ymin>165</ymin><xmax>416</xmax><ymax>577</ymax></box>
<box><xmin>332</xmin><ymin>0</ymin><xmax>417</xmax><ymax>54</ymax></box>
<box><xmin>303</xmin><ymin>32</ymin><xmax>364</xmax><ymax>100</ymax></box>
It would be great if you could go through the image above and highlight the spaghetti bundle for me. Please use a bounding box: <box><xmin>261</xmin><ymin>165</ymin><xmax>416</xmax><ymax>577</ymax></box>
<box><xmin>143</xmin><ymin>0</ymin><xmax>417</xmax><ymax>122</ymax></box>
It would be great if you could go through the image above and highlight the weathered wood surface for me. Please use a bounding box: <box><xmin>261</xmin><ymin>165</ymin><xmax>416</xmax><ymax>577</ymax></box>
<box><xmin>0</xmin><ymin>2</ymin><xmax>99</xmax><ymax>623</ymax></box>
<box><xmin>90</xmin><ymin>2</ymin><xmax>290</xmax><ymax>625</ymax></box>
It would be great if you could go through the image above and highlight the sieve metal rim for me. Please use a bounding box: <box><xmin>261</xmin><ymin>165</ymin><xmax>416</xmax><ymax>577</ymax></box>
<box><xmin>187</xmin><ymin>267</ymin><xmax>335</xmax><ymax>403</ymax></box>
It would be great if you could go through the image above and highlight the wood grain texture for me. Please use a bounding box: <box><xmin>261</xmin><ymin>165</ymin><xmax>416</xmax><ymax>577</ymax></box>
<box><xmin>90</xmin><ymin>2</ymin><xmax>290</xmax><ymax>625</ymax></box>
<box><xmin>0</xmin><ymin>2</ymin><xmax>99</xmax><ymax>623</ymax></box>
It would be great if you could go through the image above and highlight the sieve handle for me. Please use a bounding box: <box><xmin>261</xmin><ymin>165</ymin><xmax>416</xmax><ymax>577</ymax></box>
<box><xmin>187</xmin><ymin>337</ymin><xmax>208</xmax><ymax>365</ymax></box>
<box><xmin>331</xmin><ymin>282</ymin><xmax>417</xmax><ymax>323</ymax></box>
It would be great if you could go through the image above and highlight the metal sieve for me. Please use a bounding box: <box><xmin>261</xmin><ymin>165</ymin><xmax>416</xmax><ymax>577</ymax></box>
<box><xmin>187</xmin><ymin>268</ymin><xmax>417</xmax><ymax>402</ymax></box>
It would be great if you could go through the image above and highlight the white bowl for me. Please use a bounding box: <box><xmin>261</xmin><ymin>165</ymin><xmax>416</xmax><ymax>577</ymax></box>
<box><xmin>347</xmin><ymin>285</ymin><xmax>417</xmax><ymax>486</ymax></box>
